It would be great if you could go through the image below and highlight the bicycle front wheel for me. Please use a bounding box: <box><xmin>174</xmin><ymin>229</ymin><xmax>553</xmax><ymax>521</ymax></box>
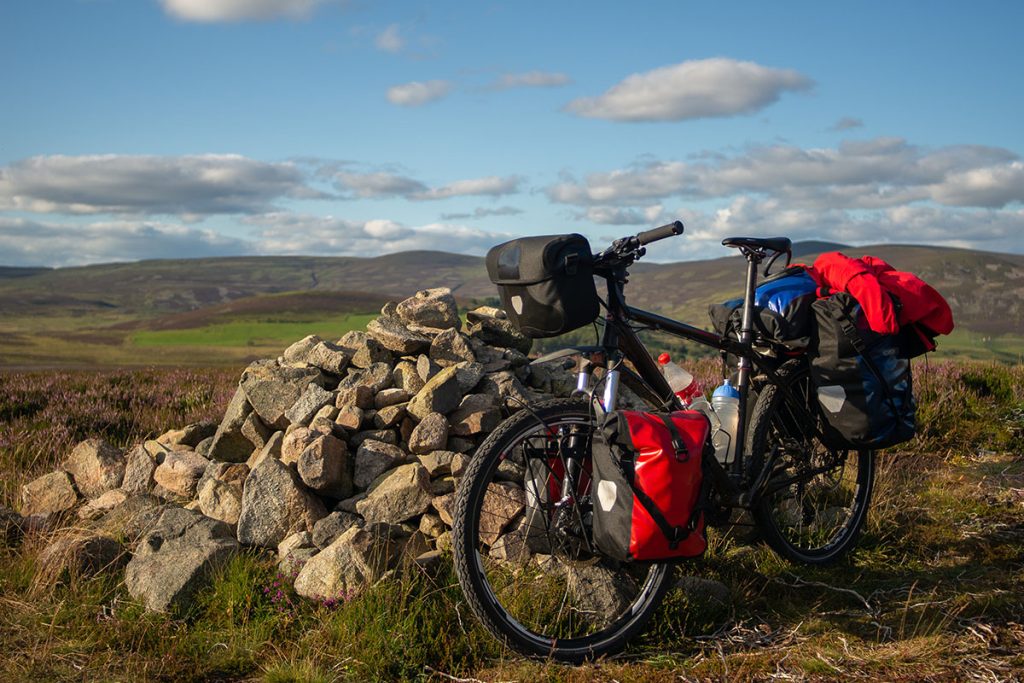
<box><xmin>749</xmin><ymin>361</ymin><xmax>874</xmax><ymax>565</ymax></box>
<box><xmin>452</xmin><ymin>397</ymin><xmax>674</xmax><ymax>663</ymax></box>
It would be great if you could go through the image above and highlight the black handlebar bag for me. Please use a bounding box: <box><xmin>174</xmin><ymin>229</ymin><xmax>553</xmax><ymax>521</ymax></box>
<box><xmin>809</xmin><ymin>293</ymin><xmax>916</xmax><ymax>450</ymax></box>
<box><xmin>591</xmin><ymin>410</ymin><xmax>709</xmax><ymax>562</ymax></box>
<box><xmin>486</xmin><ymin>234</ymin><xmax>599</xmax><ymax>338</ymax></box>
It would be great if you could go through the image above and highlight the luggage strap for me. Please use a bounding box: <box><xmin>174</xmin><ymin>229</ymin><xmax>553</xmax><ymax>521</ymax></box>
<box><xmin>831</xmin><ymin>304</ymin><xmax>903</xmax><ymax>419</ymax></box>
<box><xmin>657</xmin><ymin>414</ymin><xmax>691</xmax><ymax>462</ymax></box>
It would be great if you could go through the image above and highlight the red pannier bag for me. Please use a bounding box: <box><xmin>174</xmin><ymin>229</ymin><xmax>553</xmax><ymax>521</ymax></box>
<box><xmin>591</xmin><ymin>410</ymin><xmax>710</xmax><ymax>561</ymax></box>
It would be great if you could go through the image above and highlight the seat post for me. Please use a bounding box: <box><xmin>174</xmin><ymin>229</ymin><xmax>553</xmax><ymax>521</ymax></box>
<box><xmin>731</xmin><ymin>252</ymin><xmax>760</xmax><ymax>477</ymax></box>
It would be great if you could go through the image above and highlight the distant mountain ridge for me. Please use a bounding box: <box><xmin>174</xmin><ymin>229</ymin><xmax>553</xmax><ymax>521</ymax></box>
<box><xmin>1</xmin><ymin>241</ymin><xmax>1021</xmax><ymax>339</ymax></box>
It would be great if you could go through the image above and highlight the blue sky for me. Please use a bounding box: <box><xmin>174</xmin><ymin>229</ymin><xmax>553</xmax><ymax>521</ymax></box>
<box><xmin>1</xmin><ymin>0</ymin><xmax>1022</xmax><ymax>266</ymax></box>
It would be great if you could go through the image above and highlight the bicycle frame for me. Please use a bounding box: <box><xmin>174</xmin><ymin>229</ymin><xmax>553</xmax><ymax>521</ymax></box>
<box><xmin>588</xmin><ymin>252</ymin><xmax>788</xmax><ymax>502</ymax></box>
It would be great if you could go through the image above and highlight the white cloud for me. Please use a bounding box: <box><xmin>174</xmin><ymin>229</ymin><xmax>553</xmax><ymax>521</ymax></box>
<box><xmin>622</xmin><ymin>198</ymin><xmax>1024</xmax><ymax>262</ymax></box>
<box><xmin>439</xmin><ymin>206</ymin><xmax>523</xmax><ymax>220</ymax></box>
<box><xmin>580</xmin><ymin>205</ymin><xmax>666</xmax><ymax>226</ymax></box>
<box><xmin>0</xmin><ymin>154</ymin><xmax>316</xmax><ymax>216</ymax></box>
<box><xmin>491</xmin><ymin>71</ymin><xmax>572</xmax><ymax>90</ymax></box>
<box><xmin>247</xmin><ymin>213</ymin><xmax>510</xmax><ymax>256</ymax></box>
<box><xmin>161</xmin><ymin>0</ymin><xmax>332</xmax><ymax>22</ymax></box>
<box><xmin>410</xmin><ymin>175</ymin><xmax>523</xmax><ymax>201</ymax></box>
<box><xmin>334</xmin><ymin>171</ymin><xmax>522</xmax><ymax>201</ymax></box>
<box><xmin>830</xmin><ymin>117</ymin><xmax>864</xmax><ymax>132</ymax></box>
<box><xmin>375</xmin><ymin>24</ymin><xmax>404</xmax><ymax>53</ymax></box>
<box><xmin>386</xmin><ymin>80</ymin><xmax>453</xmax><ymax>106</ymax></box>
<box><xmin>334</xmin><ymin>171</ymin><xmax>427</xmax><ymax>198</ymax></box>
<box><xmin>565</xmin><ymin>57</ymin><xmax>813</xmax><ymax>122</ymax></box>
<box><xmin>0</xmin><ymin>216</ymin><xmax>249</xmax><ymax>267</ymax></box>
<box><xmin>545</xmin><ymin>138</ymin><xmax>1024</xmax><ymax>210</ymax></box>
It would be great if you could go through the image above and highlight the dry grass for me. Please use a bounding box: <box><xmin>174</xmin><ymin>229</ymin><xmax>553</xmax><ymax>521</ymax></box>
<box><xmin>1</xmin><ymin>361</ymin><xmax>1022</xmax><ymax>681</ymax></box>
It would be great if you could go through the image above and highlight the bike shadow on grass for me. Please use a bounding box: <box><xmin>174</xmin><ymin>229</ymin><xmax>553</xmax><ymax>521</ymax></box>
<box><xmin>637</xmin><ymin>517</ymin><xmax>1024</xmax><ymax>655</ymax></box>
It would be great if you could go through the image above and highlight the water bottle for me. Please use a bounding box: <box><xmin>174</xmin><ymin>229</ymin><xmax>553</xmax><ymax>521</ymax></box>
<box><xmin>710</xmin><ymin>379</ymin><xmax>740</xmax><ymax>465</ymax></box>
<box><xmin>657</xmin><ymin>353</ymin><xmax>699</xmax><ymax>402</ymax></box>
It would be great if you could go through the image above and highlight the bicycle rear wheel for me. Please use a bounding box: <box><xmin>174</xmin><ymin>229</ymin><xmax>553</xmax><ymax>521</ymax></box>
<box><xmin>748</xmin><ymin>361</ymin><xmax>874</xmax><ymax>565</ymax></box>
<box><xmin>452</xmin><ymin>397</ymin><xmax>674</xmax><ymax>663</ymax></box>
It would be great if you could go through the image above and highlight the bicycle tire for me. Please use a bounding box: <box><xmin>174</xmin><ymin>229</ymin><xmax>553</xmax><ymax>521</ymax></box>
<box><xmin>748</xmin><ymin>361</ymin><xmax>874</xmax><ymax>565</ymax></box>
<box><xmin>452</xmin><ymin>397</ymin><xmax>675</xmax><ymax>663</ymax></box>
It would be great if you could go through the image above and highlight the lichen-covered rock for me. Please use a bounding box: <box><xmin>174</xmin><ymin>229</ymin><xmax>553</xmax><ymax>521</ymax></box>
<box><xmin>417</xmin><ymin>450</ymin><xmax>456</xmax><ymax>478</ymax></box>
<box><xmin>354</xmin><ymin>440</ymin><xmax>404</xmax><ymax>490</ymax></box>
<box><xmin>306</xmin><ymin>341</ymin><xmax>350</xmax><ymax>375</ymax></box>
<box><xmin>449</xmin><ymin>393</ymin><xmax>501</xmax><ymax>436</ymax></box>
<box><xmin>21</xmin><ymin>471</ymin><xmax>78</xmax><ymax>518</ymax></box>
<box><xmin>208</xmin><ymin>387</ymin><xmax>256</xmax><ymax>463</ymax></box>
<box><xmin>334</xmin><ymin>405</ymin><xmax>365</xmax><ymax>432</ymax></box>
<box><xmin>479</xmin><ymin>482</ymin><xmax>525</xmax><ymax>546</ymax></box>
<box><xmin>64</xmin><ymin>439</ymin><xmax>125</xmax><ymax>498</ymax></box>
<box><xmin>453</xmin><ymin>361</ymin><xmax>485</xmax><ymax>395</ymax></box>
<box><xmin>466</xmin><ymin>308</ymin><xmax>532</xmax><ymax>355</ymax></box>
<box><xmin>153</xmin><ymin>450</ymin><xmax>210</xmax><ymax>499</ymax></box>
<box><xmin>355</xmin><ymin>463</ymin><xmax>433</xmax><ymax>525</ymax></box>
<box><xmin>392</xmin><ymin>360</ymin><xmax>425</xmax><ymax>395</ymax></box>
<box><xmin>416</xmin><ymin>355</ymin><xmax>440</xmax><ymax>383</ymax></box>
<box><xmin>373</xmin><ymin>403</ymin><xmax>407</xmax><ymax>429</ymax></box>
<box><xmin>297</xmin><ymin>434</ymin><xmax>352</xmax><ymax>499</ymax></box>
<box><xmin>197</xmin><ymin>478</ymin><xmax>244</xmax><ymax>527</ymax></box>
<box><xmin>408</xmin><ymin>413</ymin><xmax>448</xmax><ymax>454</ymax></box>
<box><xmin>157</xmin><ymin>422</ymin><xmax>217</xmax><ymax>449</ymax></box>
<box><xmin>247</xmin><ymin>431</ymin><xmax>283</xmax><ymax>470</ymax></box>
<box><xmin>281</xmin><ymin>427</ymin><xmax>319</xmax><ymax>465</ymax></box>
<box><xmin>478</xmin><ymin>371</ymin><xmax>531</xmax><ymax>411</ymax></box>
<box><xmin>419</xmin><ymin>513</ymin><xmax>445</xmax><ymax>538</ymax></box>
<box><xmin>240</xmin><ymin>360</ymin><xmax>326</xmax><ymax>430</ymax></box>
<box><xmin>431</xmin><ymin>493</ymin><xmax>455</xmax><ymax>527</ymax></box>
<box><xmin>337</xmin><ymin>330</ymin><xmax>392</xmax><ymax>369</ymax></box>
<box><xmin>336</xmin><ymin>384</ymin><xmax>374</xmax><ymax>410</ymax></box>
<box><xmin>396</xmin><ymin>288</ymin><xmax>461</xmax><ymax>332</ymax></box>
<box><xmin>311</xmin><ymin>510</ymin><xmax>362</xmax><ymax>548</ymax></box>
<box><xmin>283</xmin><ymin>335</ymin><xmax>322</xmax><ymax>365</ymax></box>
<box><xmin>367</xmin><ymin>315</ymin><xmax>431</xmax><ymax>355</ymax></box>
<box><xmin>241</xmin><ymin>412</ymin><xmax>272</xmax><ymax>451</ymax></box>
<box><xmin>407</xmin><ymin>365</ymin><xmax>462</xmax><ymax>420</ymax></box>
<box><xmin>429</xmin><ymin>328</ymin><xmax>475</xmax><ymax>367</ymax></box>
<box><xmin>285</xmin><ymin>384</ymin><xmax>335</xmax><ymax>427</ymax></box>
<box><xmin>125</xmin><ymin>507</ymin><xmax>238</xmax><ymax>612</ymax></box>
<box><xmin>78</xmin><ymin>489</ymin><xmax>129</xmax><ymax>521</ymax></box>
<box><xmin>236</xmin><ymin>458</ymin><xmax>327</xmax><ymax>548</ymax></box>
<box><xmin>293</xmin><ymin>526</ymin><xmax>398</xmax><ymax>602</ymax></box>
<box><xmin>374</xmin><ymin>388</ymin><xmax>410</xmax><ymax>409</ymax></box>
<box><xmin>122</xmin><ymin>444</ymin><xmax>159</xmax><ymax>495</ymax></box>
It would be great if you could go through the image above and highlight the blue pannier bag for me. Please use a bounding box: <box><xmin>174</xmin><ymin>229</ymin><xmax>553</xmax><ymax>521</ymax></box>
<box><xmin>809</xmin><ymin>292</ymin><xmax>916</xmax><ymax>450</ymax></box>
<box><xmin>708</xmin><ymin>266</ymin><xmax>819</xmax><ymax>349</ymax></box>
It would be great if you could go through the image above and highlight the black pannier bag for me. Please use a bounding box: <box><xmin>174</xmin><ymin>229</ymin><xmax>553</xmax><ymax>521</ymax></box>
<box><xmin>486</xmin><ymin>234</ymin><xmax>599</xmax><ymax>339</ymax></box>
<box><xmin>809</xmin><ymin>292</ymin><xmax>916</xmax><ymax>450</ymax></box>
<box><xmin>708</xmin><ymin>266</ymin><xmax>818</xmax><ymax>349</ymax></box>
<box><xmin>590</xmin><ymin>410</ymin><xmax>709</xmax><ymax>562</ymax></box>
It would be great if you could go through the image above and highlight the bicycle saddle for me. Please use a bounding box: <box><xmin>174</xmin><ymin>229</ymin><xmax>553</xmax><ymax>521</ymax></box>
<box><xmin>722</xmin><ymin>236</ymin><xmax>792</xmax><ymax>253</ymax></box>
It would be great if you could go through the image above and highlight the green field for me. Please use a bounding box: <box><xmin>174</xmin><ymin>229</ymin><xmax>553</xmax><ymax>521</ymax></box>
<box><xmin>130</xmin><ymin>314</ymin><xmax>377</xmax><ymax>348</ymax></box>
<box><xmin>930</xmin><ymin>328</ymin><xmax>1024</xmax><ymax>364</ymax></box>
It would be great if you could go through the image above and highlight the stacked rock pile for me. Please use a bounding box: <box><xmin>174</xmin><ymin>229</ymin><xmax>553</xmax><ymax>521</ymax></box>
<box><xmin>8</xmin><ymin>288</ymin><xmax>580</xmax><ymax>612</ymax></box>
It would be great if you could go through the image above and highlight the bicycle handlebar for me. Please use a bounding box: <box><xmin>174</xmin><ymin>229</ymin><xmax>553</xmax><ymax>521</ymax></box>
<box><xmin>637</xmin><ymin>220</ymin><xmax>684</xmax><ymax>246</ymax></box>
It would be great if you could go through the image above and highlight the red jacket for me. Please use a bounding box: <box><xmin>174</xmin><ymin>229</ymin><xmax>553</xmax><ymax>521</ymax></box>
<box><xmin>808</xmin><ymin>252</ymin><xmax>954</xmax><ymax>336</ymax></box>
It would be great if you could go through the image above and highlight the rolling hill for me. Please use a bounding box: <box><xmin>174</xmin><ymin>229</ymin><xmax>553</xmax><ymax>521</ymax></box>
<box><xmin>1</xmin><ymin>242</ymin><xmax>1021</xmax><ymax>366</ymax></box>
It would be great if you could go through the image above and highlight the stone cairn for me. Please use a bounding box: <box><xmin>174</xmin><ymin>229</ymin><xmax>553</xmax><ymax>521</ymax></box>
<box><xmin>7</xmin><ymin>288</ymin><xmax>580</xmax><ymax>612</ymax></box>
